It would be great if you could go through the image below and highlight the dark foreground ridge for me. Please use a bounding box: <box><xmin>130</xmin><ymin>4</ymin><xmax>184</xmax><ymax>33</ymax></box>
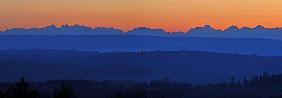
<box><xmin>1</xmin><ymin>74</ymin><xmax>282</xmax><ymax>98</ymax></box>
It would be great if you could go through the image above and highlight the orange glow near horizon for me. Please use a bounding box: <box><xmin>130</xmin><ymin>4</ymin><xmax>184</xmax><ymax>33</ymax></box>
<box><xmin>1</xmin><ymin>0</ymin><xmax>282</xmax><ymax>32</ymax></box>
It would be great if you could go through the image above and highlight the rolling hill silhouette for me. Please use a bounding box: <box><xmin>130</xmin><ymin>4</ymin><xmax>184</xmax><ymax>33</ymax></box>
<box><xmin>0</xmin><ymin>35</ymin><xmax>281</xmax><ymax>56</ymax></box>
<box><xmin>1</xmin><ymin>49</ymin><xmax>282</xmax><ymax>84</ymax></box>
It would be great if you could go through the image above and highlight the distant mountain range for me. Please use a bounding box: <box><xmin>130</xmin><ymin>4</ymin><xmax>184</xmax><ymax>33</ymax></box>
<box><xmin>2</xmin><ymin>24</ymin><xmax>282</xmax><ymax>40</ymax></box>
<box><xmin>0</xmin><ymin>25</ymin><xmax>123</xmax><ymax>35</ymax></box>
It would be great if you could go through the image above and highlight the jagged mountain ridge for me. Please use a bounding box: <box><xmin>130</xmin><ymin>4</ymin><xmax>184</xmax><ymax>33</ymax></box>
<box><xmin>2</xmin><ymin>24</ymin><xmax>282</xmax><ymax>40</ymax></box>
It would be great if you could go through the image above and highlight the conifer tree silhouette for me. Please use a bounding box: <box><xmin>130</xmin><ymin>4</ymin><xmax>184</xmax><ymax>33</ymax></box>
<box><xmin>5</xmin><ymin>78</ymin><xmax>38</xmax><ymax>98</ymax></box>
<box><xmin>54</xmin><ymin>84</ymin><xmax>76</xmax><ymax>98</ymax></box>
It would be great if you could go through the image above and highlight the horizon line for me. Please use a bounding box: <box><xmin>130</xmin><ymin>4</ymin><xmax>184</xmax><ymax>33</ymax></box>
<box><xmin>1</xmin><ymin>24</ymin><xmax>282</xmax><ymax>33</ymax></box>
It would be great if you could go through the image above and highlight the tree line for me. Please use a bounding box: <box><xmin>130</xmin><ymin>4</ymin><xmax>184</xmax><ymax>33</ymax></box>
<box><xmin>2</xmin><ymin>74</ymin><xmax>282</xmax><ymax>98</ymax></box>
<box><xmin>0</xmin><ymin>78</ymin><xmax>76</xmax><ymax>98</ymax></box>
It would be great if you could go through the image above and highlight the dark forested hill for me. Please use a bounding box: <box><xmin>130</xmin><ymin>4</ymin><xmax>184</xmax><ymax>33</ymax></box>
<box><xmin>0</xmin><ymin>35</ymin><xmax>282</xmax><ymax>56</ymax></box>
<box><xmin>1</xmin><ymin>49</ymin><xmax>282</xmax><ymax>84</ymax></box>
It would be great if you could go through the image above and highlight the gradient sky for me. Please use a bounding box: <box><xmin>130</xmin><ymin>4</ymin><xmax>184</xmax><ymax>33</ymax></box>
<box><xmin>1</xmin><ymin>0</ymin><xmax>282</xmax><ymax>32</ymax></box>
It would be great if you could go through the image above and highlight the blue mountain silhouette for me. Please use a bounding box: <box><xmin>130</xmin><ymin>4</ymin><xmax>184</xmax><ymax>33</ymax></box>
<box><xmin>2</xmin><ymin>24</ymin><xmax>123</xmax><ymax>35</ymax></box>
<box><xmin>187</xmin><ymin>25</ymin><xmax>222</xmax><ymax>37</ymax></box>
<box><xmin>187</xmin><ymin>25</ymin><xmax>282</xmax><ymax>40</ymax></box>
<box><xmin>2</xmin><ymin>24</ymin><xmax>282</xmax><ymax>40</ymax></box>
<box><xmin>125</xmin><ymin>27</ymin><xmax>170</xmax><ymax>36</ymax></box>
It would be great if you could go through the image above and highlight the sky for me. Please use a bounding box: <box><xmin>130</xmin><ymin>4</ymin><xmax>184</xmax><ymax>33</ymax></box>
<box><xmin>1</xmin><ymin>0</ymin><xmax>282</xmax><ymax>32</ymax></box>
